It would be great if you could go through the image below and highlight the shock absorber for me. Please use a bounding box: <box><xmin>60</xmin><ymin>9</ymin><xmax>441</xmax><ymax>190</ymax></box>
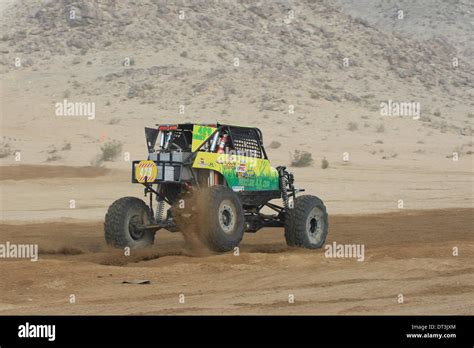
<box><xmin>155</xmin><ymin>185</ymin><xmax>166</xmax><ymax>222</ymax></box>
<box><xmin>278</xmin><ymin>166</ymin><xmax>289</xmax><ymax>211</ymax></box>
<box><xmin>156</xmin><ymin>199</ymin><xmax>165</xmax><ymax>222</ymax></box>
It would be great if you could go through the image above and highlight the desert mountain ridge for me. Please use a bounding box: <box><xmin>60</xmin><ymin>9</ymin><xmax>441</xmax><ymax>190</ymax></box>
<box><xmin>0</xmin><ymin>0</ymin><xmax>472</xmax><ymax>169</ymax></box>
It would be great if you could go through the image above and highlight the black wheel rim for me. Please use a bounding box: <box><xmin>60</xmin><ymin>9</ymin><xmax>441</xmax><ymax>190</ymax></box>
<box><xmin>129</xmin><ymin>214</ymin><xmax>144</xmax><ymax>240</ymax></box>
<box><xmin>218</xmin><ymin>200</ymin><xmax>236</xmax><ymax>235</ymax></box>
<box><xmin>309</xmin><ymin>217</ymin><xmax>317</xmax><ymax>234</ymax></box>
<box><xmin>306</xmin><ymin>207</ymin><xmax>324</xmax><ymax>244</ymax></box>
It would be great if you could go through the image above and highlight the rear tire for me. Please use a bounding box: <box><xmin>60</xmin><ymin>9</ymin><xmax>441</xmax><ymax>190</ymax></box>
<box><xmin>284</xmin><ymin>195</ymin><xmax>328</xmax><ymax>249</ymax></box>
<box><xmin>104</xmin><ymin>197</ymin><xmax>155</xmax><ymax>248</ymax></box>
<box><xmin>198</xmin><ymin>186</ymin><xmax>245</xmax><ymax>252</ymax></box>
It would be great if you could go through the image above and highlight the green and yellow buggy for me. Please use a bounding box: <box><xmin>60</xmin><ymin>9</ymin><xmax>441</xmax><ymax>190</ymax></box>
<box><xmin>104</xmin><ymin>123</ymin><xmax>328</xmax><ymax>252</ymax></box>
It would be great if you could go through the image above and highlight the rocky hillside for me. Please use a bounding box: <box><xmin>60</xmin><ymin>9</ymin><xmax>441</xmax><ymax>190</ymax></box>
<box><xmin>332</xmin><ymin>0</ymin><xmax>474</xmax><ymax>60</ymax></box>
<box><xmin>0</xmin><ymin>0</ymin><xmax>472</xmax><ymax>156</ymax></box>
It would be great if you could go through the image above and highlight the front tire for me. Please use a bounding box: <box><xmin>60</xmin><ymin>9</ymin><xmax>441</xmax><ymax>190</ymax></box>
<box><xmin>104</xmin><ymin>197</ymin><xmax>155</xmax><ymax>248</ymax></box>
<box><xmin>284</xmin><ymin>195</ymin><xmax>328</xmax><ymax>249</ymax></box>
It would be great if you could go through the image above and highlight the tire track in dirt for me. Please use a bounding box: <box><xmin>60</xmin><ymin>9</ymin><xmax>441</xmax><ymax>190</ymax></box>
<box><xmin>0</xmin><ymin>165</ymin><xmax>110</xmax><ymax>181</ymax></box>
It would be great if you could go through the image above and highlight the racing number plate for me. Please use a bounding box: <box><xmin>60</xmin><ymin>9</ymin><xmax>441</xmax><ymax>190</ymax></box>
<box><xmin>135</xmin><ymin>160</ymin><xmax>158</xmax><ymax>183</ymax></box>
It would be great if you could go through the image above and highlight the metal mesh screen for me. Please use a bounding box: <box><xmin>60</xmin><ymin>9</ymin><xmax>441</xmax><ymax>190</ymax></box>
<box><xmin>229</xmin><ymin>127</ymin><xmax>262</xmax><ymax>158</ymax></box>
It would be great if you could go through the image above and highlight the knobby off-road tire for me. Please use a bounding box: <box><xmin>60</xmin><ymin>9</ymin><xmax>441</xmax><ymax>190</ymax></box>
<box><xmin>104</xmin><ymin>197</ymin><xmax>155</xmax><ymax>248</ymax></box>
<box><xmin>285</xmin><ymin>195</ymin><xmax>328</xmax><ymax>249</ymax></box>
<box><xmin>197</xmin><ymin>185</ymin><xmax>245</xmax><ymax>252</ymax></box>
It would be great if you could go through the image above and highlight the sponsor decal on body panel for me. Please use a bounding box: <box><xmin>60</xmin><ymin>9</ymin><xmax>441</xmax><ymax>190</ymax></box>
<box><xmin>193</xmin><ymin>152</ymin><xmax>279</xmax><ymax>191</ymax></box>
<box><xmin>191</xmin><ymin>125</ymin><xmax>217</xmax><ymax>151</ymax></box>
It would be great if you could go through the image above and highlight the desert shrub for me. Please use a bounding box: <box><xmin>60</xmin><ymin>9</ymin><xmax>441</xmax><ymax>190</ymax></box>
<box><xmin>46</xmin><ymin>154</ymin><xmax>62</xmax><ymax>162</ymax></box>
<box><xmin>291</xmin><ymin>150</ymin><xmax>313</xmax><ymax>167</ymax></box>
<box><xmin>354</xmin><ymin>17</ymin><xmax>370</xmax><ymax>27</ymax></box>
<box><xmin>0</xmin><ymin>143</ymin><xmax>11</xmax><ymax>158</ymax></box>
<box><xmin>376</xmin><ymin>124</ymin><xmax>385</xmax><ymax>133</ymax></box>
<box><xmin>108</xmin><ymin>117</ymin><xmax>121</xmax><ymax>125</ymax></box>
<box><xmin>347</xmin><ymin>122</ymin><xmax>358</xmax><ymax>131</ymax></box>
<box><xmin>268</xmin><ymin>141</ymin><xmax>281</xmax><ymax>149</ymax></box>
<box><xmin>100</xmin><ymin>140</ymin><xmax>122</xmax><ymax>162</ymax></box>
<box><xmin>46</xmin><ymin>146</ymin><xmax>58</xmax><ymax>154</ymax></box>
<box><xmin>321</xmin><ymin>158</ymin><xmax>329</xmax><ymax>169</ymax></box>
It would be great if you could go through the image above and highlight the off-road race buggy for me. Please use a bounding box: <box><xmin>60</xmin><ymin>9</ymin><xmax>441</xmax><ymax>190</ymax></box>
<box><xmin>104</xmin><ymin>123</ymin><xmax>328</xmax><ymax>252</ymax></box>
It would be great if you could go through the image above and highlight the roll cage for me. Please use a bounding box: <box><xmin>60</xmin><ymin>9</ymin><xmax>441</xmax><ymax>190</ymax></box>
<box><xmin>145</xmin><ymin>123</ymin><xmax>268</xmax><ymax>159</ymax></box>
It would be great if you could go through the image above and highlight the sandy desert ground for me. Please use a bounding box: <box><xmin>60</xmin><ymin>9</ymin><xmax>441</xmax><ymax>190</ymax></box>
<box><xmin>0</xmin><ymin>0</ymin><xmax>473</xmax><ymax>315</ymax></box>
<box><xmin>0</xmin><ymin>206</ymin><xmax>473</xmax><ymax>315</ymax></box>
<box><xmin>0</xmin><ymin>165</ymin><xmax>472</xmax><ymax>315</ymax></box>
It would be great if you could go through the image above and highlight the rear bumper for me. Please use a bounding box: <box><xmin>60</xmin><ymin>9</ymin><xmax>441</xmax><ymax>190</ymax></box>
<box><xmin>131</xmin><ymin>152</ymin><xmax>195</xmax><ymax>184</ymax></box>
